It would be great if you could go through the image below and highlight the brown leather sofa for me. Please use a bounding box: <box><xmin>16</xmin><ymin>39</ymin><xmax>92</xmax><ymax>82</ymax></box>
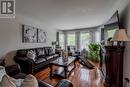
<box><xmin>14</xmin><ymin>47</ymin><xmax>59</xmax><ymax>74</ymax></box>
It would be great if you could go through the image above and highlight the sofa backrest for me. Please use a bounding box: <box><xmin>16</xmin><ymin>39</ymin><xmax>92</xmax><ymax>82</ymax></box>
<box><xmin>16</xmin><ymin>49</ymin><xmax>36</xmax><ymax>57</ymax></box>
<box><xmin>44</xmin><ymin>47</ymin><xmax>53</xmax><ymax>56</ymax></box>
<box><xmin>35</xmin><ymin>48</ymin><xmax>45</xmax><ymax>57</ymax></box>
<box><xmin>16</xmin><ymin>47</ymin><xmax>53</xmax><ymax>57</ymax></box>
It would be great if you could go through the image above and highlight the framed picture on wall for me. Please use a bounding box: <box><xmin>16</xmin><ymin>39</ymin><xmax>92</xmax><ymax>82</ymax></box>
<box><xmin>22</xmin><ymin>25</ymin><xmax>37</xmax><ymax>43</ymax></box>
<box><xmin>37</xmin><ymin>29</ymin><xmax>46</xmax><ymax>43</ymax></box>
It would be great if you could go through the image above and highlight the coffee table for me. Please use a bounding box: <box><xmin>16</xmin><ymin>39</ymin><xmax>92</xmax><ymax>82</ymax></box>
<box><xmin>50</xmin><ymin>56</ymin><xmax>76</xmax><ymax>79</ymax></box>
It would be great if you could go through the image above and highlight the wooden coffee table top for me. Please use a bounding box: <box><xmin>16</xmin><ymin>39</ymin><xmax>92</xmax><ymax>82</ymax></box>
<box><xmin>50</xmin><ymin>56</ymin><xmax>76</xmax><ymax>67</ymax></box>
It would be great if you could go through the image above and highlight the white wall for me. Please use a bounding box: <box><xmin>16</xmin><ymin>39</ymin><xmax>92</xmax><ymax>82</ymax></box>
<box><xmin>0</xmin><ymin>15</ymin><xmax>56</xmax><ymax>65</ymax></box>
<box><xmin>123</xmin><ymin>3</ymin><xmax>130</xmax><ymax>86</ymax></box>
<box><xmin>119</xmin><ymin>1</ymin><xmax>130</xmax><ymax>87</ymax></box>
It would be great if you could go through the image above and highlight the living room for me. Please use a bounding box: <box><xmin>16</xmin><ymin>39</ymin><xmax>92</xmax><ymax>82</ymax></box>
<box><xmin>0</xmin><ymin>0</ymin><xmax>130</xmax><ymax>87</ymax></box>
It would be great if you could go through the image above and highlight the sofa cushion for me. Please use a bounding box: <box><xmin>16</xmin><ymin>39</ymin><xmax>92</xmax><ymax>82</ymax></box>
<box><xmin>12</xmin><ymin>73</ymin><xmax>26</xmax><ymax>79</ymax></box>
<box><xmin>36</xmin><ymin>55</ymin><xmax>46</xmax><ymax>60</ymax></box>
<box><xmin>35</xmin><ymin>58</ymin><xmax>46</xmax><ymax>64</ymax></box>
<box><xmin>27</xmin><ymin>50</ymin><xmax>36</xmax><ymax>61</ymax></box>
<box><xmin>53</xmin><ymin>54</ymin><xmax>59</xmax><ymax>58</ymax></box>
<box><xmin>38</xmin><ymin>80</ymin><xmax>53</xmax><ymax>87</ymax></box>
<box><xmin>46</xmin><ymin>56</ymin><xmax>53</xmax><ymax>60</ymax></box>
<box><xmin>36</xmin><ymin>48</ymin><xmax>45</xmax><ymax>56</ymax></box>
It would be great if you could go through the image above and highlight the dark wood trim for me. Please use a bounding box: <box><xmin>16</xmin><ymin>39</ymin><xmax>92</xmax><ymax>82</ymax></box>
<box><xmin>22</xmin><ymin>24</ymin><xmax>24</xmax><ymax>43</ymax></box>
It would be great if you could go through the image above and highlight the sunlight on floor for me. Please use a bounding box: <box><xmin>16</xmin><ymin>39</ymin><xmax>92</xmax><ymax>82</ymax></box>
<box><xmin>35</xmin><ymin>61</ymin><xmax>105</xmax><ymax>87</ymax></box>
<box><xmin>80</xmin><ymin>68</ymin><xmax>89</xmax><ymax>82</ymax></box>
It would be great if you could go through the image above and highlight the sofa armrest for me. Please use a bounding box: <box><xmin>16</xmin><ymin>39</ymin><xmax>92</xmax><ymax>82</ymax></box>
<box><xmin>14</xmin><ymin>56</ymin><xmax>32</xmax><ymax>61</ymax></box>
<box><xmin>38</xmin><ymin>80</ymin><xmax>53</xmax><ymax>87</ymax></box>
<box><xmin>14</xmin><ymin>56</ymin><xmax>34</xmax><ymax>74</ymax></box>
<box><xmin>5</xmin><ymin>64</ymin><xmax>21</xmax><ymax>77</ymax></box>
<box><xmin>55</xmin><ymin>79</ymin><xmax>73</xmax><ymax>87</ymax></box>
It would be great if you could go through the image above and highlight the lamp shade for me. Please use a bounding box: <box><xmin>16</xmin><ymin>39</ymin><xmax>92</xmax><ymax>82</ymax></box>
<box><xmin>111</xmin><ymin>29</ymin><xmax>130</xmax><ymax>42</ymax></box>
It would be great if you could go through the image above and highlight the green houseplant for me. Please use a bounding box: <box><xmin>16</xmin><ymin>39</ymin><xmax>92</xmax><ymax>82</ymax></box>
<box><xmin>88</xmin><ymin>43</ymin><xmax>100</xmax><ymax>62</ymax></box>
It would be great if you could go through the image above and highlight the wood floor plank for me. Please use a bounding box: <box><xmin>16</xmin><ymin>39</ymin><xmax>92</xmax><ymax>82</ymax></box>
<box><xmin>35</xmin><ymin>61</ymin><xmax>105</xmax><ymax>87</ymax></box>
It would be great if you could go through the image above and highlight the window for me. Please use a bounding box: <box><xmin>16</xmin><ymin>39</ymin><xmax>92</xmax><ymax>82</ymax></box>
<box><xmin>59</xmin><ymin>33</ymin><xmax>64</xmax><ymax>49</ymax></box>
<box><xmin>58</xmin><ymin>30</ymin><xmax>101</xmax><ymax>51</ymax></box>
<box><xmin>67</xmin><ymin>33</ymin><xmax>76</xmax><ymax>46</ymax></box>
<box><xmin>105</xmin><ymin>29</ymin><xmax>117</xmax><ymax>40</ymax></box>
<box><xmin>107</xmin><ymin>29</ymin><xmax>117</xmax><ymax>38</ymax></box>
<box><xmin>80</xmin><ymin>32</ymin><xmax>90</xmax><ymax>50</ymax></box>
<box><xmin>95</xmin><ymin>31</ymin><xmax>100</xmax><ymax>43</ymax></box>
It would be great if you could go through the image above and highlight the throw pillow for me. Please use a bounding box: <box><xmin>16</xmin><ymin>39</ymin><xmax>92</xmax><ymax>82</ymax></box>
<box><xmin>0</xmin><ymin>74</ymin><xmax>16</xmax><ymax>87</ymax></box>
<box><xmin>11</xmin><ymin>78</ymin><xmax>24</xmax><ymax>87</ymax></box>
<box><xmin>44</xmin><ymin>48</ymin><xmax>49</xmax><ymax>55</ymax></box>
<box><xmin>27</xmin><ymin>50</ymin><xmax>36</xmax><ymax>61</ymax></box>
<box><xmin>49</xmin><ymin>48</ymin><xmax>54</xmax><ymax>55</ymax></box>
<box><xmin>37</xmin><ymin>49</ymin><xmax>45</xmax><ymax>56</ymax></box>
<box><xmin>0</xmin><ymin>66</ymin><xmax>6</xmax><ymax>82</ymax></box>
<box><xmin>20</xmin><ymin>74</ymin><xmax>38</xmax><ymax>87</ymax></box>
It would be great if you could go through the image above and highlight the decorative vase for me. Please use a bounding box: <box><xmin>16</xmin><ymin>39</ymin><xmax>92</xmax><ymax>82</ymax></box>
<box><xmin>63</xmin><ymin>57</ymin><xmax>68</xmax><ymax>64</ymax></box>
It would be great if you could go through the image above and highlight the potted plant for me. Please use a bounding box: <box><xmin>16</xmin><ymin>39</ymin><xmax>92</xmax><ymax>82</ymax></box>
<box><xmin>88</xmin><ymin>43</ymin><xmax>100</xmax><ymax>62</ymax></box>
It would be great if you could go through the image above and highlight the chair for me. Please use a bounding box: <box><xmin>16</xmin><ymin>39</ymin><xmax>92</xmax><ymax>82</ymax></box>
<box><xmin>67</xmin><ymin>46</ymin><xmax>80</xmax><ymax>59</ymax></box>
<box><xmin>5</xmin><ymin>64</ymin><xmax>73</xmax><ymax>87</ymax></box>
<box><xmin>79</xmin><ymin>56</ymin><xmax>94</xmax><ymax>69</ymax></box>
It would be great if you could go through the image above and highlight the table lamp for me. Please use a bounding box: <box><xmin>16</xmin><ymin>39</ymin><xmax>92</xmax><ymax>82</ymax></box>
<box><xmin>111</xmin><ymin>29</ymin><xmax>130</xmax><ymax>46</ymax></box>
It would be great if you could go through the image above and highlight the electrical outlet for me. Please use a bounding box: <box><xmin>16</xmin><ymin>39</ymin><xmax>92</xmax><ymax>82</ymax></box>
<box><xmin>125</xmin><ymin>78</ymin><xmax>130</xmax><ymax>83</ymax></box>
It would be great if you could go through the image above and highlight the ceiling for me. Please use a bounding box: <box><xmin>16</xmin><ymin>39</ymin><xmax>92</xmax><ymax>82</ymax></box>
<box><xmin>16</xmin><ymin>0</ymin><xmax>127</xmax><ymax>30</ymax></box>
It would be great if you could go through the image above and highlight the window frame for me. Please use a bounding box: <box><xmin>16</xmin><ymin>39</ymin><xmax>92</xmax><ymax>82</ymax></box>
<box><xmin>59</xmin><ymin>32</ymin><xmax>65</xmax><ymax>49</ymax></box>
<box><xmin>67</xmin><ymin>32</ymin><xmax>76</xmax><ymax>46</ymax></box>
<box><xmin>80</xmin><ymin>31</ymin><xmax>90</xmax><ymax>50</ymax></box>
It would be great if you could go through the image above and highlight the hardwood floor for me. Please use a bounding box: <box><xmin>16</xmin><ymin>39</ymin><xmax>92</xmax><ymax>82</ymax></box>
<box><xmin>35</xmin><ymin>61</ymin><xmax>105</xmax><ymax>87</ymax></box>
